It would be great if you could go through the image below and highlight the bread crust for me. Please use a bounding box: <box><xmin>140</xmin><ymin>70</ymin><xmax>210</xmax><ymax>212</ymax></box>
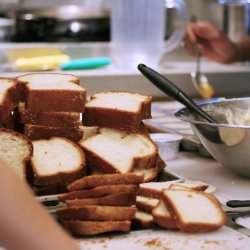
<box><xmin>162</xmin><ymin>190</ymin><xmax>227</xmax><ymax>233</ymax></box>
<box><xmin>62</xmin><ymin>220</ymin><xmax>131</xmax><ymax>236</ymax></box>
<box><xmin>133</xmin><ymin>210</ymin><xmax>156</xmax><ymax>228</ymax></box>
<box><xmin>67</xmin><ymin>173</ymin><xmax>144</xmax><ymax>191</ymax></box>
<box><xmin>65</xmin><ymin>192</ymin><xmax>137</xmax><ymax>207</ymax></box>
<box><xmin>57</xmin><ymin>205</ymin><xmax>136</xmax><ymax>221</ymax></box>
<box><xmin>24</xmin><ymin>124</ymin><xmax>84</xmax><ymax>142</ymax></box>
<box><xmin>30</xmin><ymin>137</ymin><xmax>86</xmax><ymax>186</ymax></box>
<box><xmin>0</xmin><ymin>128</ymin><xmax>33</xmax><ymax>179</ymax></box>
<box><xmin>59</xmin><ymin>184</ymin><xmax>138</xmax><ymax>201</ymax></box>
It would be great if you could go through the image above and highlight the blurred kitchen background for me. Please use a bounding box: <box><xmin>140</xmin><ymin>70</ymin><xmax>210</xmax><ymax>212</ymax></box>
<box><xmin>0</xmin><ymin>0</ymin><xmax>250</xmax><ymax>98</ymax></box>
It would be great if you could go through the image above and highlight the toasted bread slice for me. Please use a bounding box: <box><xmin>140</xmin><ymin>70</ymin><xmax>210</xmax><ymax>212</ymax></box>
<box><xmin>136</xmin><ymin>196</ymin><xmax>159</xmax><ymax>213</ymax></box>
<box><xmin>16</xmin><ymin>73</ymin><xmax>85</xmax><ymax>112</ymax></box>
<box><xmin>18</xmin><ymin>102</ymin><xmax>81</xmax><ymax>128</ymax></box>
<box><xmin>133</xmin><ymin>210</ymin><xmax>155</xmax><ymax>228</ymax></box>
<box><xmin>80</xmin><ymin>127</ymin><xmax>158</xmax><ymax>174</ymax></box>
<box><xmin>0</xmin><ymin>78</ymin><xmax>19</xmax><ymax>122</ymax></box>
<box><xmin>83</xmin><ymin>91</ymin><xmax>152</xmax><ymax>132</ymax></box>
<box><xmin>65</xmin><ymin>192</ymin><xmax>136</xmax><ymax>207</ymax></box>
<box><xmin>57</xmin><ymin>205</ymin><xmax>136</xmax><ymax>221</ymax></box>
<box><xmin>62</xmin><ymin>220</ymin><xmax>131</xmax><ymax>236</ymax></box>
<box><xmin>24</xmin><ymin>124</ymin><xmax>84</xmax><ymax>142</ymax></box>
<box><xmin>152</xmin><ymin>199</ymin><xmax>177</xmax><ymax>229</ymax></box>
<box><xmin>67</xmin><ymin>173</ymin><xmax>144</xmax><ymax>191</ymax></box>
<box><xmin>31</xmin><ymin>137</ymin><xmax>86</xmax><ymax>186</ymax></box>
<box><xmin>59</xmin><ymin>184</ymin><xmax>138</xmax><ymax>202</ymax></box>
<box><xmin>162</xmin><ymin>189</ymin><xmax>226</xmax><ymax>233</ymax></box>
<box><xmin>0</xmin><ymin>128</ymin><xmax>32</xmax><ymax>179</ymax></box>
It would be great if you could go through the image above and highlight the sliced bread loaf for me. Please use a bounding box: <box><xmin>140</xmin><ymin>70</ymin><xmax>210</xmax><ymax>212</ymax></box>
<box><xmin>79</xmin><ymin>127</ymin><xmax>158</xmax><ymax>174</ymax></box>
<box><xmin>59</xmin><ymin>184</ymin><xmax>138</xmax><ymax>201</ymax></box>
<box><xmin>162</xmin><ymin>189</ymin><xmax>226</xmax><ymax>233</ymax></box>
<box><xmin>65</xmin><ymin>192</ymin><xmax>137</xmax><ymax>207</ymax></box>
<box><xmin>0</xmin><ymin>78</ymin><xmax>19</xmax><ymax>122</ymax></box>
<box><xmin>16</xmin><ymin>73</ymin><xmax>85</xmax><ymax>112</ymax></box>
<box><xmin>24</xmin><ymin>124</ymin><xmax>84</xmax><ymax>142</ymax></box>
<box><xmin>31</xmin><ymin>137</ymin><xmax>86</xmax><ymax>186</ymax></box>
<box><xmin>83</xmin><ymin>91</ymin><xmax>152</xmax><ymax>131</ymax></box>
<box><xmin>0</xmin><ymin>128</ymin><xmax>32</xmax><ymax>179</ymax></box>
<box><xmin>18</xmin><ymin>102</ymin><xmax>81</xmax><ymax>128</ymax></box>
<box><xmin>57</xmin><ymin>205</ymin><xmax>136</xmax><ymax>221</ymax></box>
<box><xmin>67</xmin><ymin>173</ymin><xmax>144</xmax><ymax>191</ymax></box>
<box><xmin>62</xmin><ymin>220</ymin><xmax>131</xmax><ymax>236</ymax></box>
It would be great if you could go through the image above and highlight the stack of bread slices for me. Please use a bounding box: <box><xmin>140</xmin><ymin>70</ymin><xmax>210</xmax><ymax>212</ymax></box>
<box><xmin>79</xmin><ymin>91</ymin><xmax>166</xmax><ymax>182</ymax></box>
<box><xmin>16</xmin><ymin>73</ymin><xmax>86</xmax><ymax>142</ymax></box>
<box><xmin>57</xmin><ymin>173</ymin><xmax>144</xmax><ymax>235</ymax></box>
<box><xmin>133</xmin><ymin>181</ymin><xmax>226</xmax><ymax>233</ymax></box>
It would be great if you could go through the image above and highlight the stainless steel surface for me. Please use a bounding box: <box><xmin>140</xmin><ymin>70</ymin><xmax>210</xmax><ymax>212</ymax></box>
<box><xmin>175</xmin><ymin>97</ymin><xmax>250</xmax><ymax>178</ymax></box>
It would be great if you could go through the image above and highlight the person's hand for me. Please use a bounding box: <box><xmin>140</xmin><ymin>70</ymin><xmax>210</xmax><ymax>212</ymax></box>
<box><xmin>184</xmin><ymin>21</ymin><xmax>240</xmax><ymax>64</ymax></box>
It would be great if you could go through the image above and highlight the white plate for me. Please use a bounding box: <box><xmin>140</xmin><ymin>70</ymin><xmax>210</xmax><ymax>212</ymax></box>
<box><xmin>77</xmin><ymin>227</ymin><xmax>250</xmax><ymax>250</ymax></box>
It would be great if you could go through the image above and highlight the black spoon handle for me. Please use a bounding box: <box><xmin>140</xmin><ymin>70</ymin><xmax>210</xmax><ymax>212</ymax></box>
<box><xmin>138</xmin><ymin>64</ymin><xmax>216</xmax><ymax>123</ymax></box>
<box><xmin>227</xmin><ymin>200</ymin><xmax>250</xmax><ymax>208</ymax></box>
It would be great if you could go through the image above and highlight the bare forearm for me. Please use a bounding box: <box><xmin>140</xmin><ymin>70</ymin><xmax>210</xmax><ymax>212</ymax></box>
<box><xmin>0</xmin><ymin>159</ymin><xmax>79</xmax><ymax>250</ymax></box>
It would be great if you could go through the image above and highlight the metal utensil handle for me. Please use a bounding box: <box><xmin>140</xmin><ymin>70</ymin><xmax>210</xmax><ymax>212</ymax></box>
<box><xmin>227</xmin><ymin>200</ymin><xmax>250</xmax><ymax>208</ymax></box>
<box><xmin>138</xmin><ymin>64</ymin><xmax>216</xmax><ymax>123</ymax></box>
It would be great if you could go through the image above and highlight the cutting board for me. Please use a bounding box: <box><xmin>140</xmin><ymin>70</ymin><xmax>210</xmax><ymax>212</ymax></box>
<box><xmin>78</xmin><ymin>227</ymin><xmax>250</xmax><ymax>250</ymax></box>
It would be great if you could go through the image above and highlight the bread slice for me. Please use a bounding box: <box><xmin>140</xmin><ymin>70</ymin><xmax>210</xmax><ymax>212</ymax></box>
<box><xmin>18</xmin><ymin>102</ymin><xmax>81</xmax><ymax>128</ymax></box>
<box><xmin>133</xmin><ymin>210</ymin><xmax>155</xmax><ymax>228</ymax></box>
<box><xmin>80</xmin><ymin>127</ymin><xmax>158</xmax><ymax>174</ymax></box>
<box><xmin>67</xmin><ymin>173</ymin><xmax>144</xmax><ymax>191</ymax></box>
<box><xmin>24</xmin><ymin>124</ymin><xmax>84</xmax><ymax>142</ymax></box>
<box><xmin>136</xmin><ymin>196</ymin><xmax>159</xmax><ymax>213</ymax></box>
<box><xmin>0</xmin><ymin>78</ymin><xmax>19</xmax><ymax>122</ymax></box>
<box><xmin>79</xmin><ymin>126</ymin><xmax>98</xmax><ymax>141</ymax></box>
<box><xmin>31</xmin><ymin>137</ymin><xmax>86</xmax><ymax>186</ymax></box>
<box><xmin>62</xmin><ymin>220</ymin><xmax>131</xmax><ymax>236</ymax></box>
<box><xmin>83</xmin><ymin>91</ymin><xmax>152</xmax><ymax>132</ymax></box>
<box><xmin>169</xmin><ymin>183</ymin><xmax>209</xmax><ymax>191</ymax></box>
<box><xmin>152</xmin><ymin>199</ymin><xmax>177</xmax><ymax>229</ymax></box>
<box><xmin>139</xmin><ymin>181</ymin><xmax>174</xmax><ymax>199</ymax></box>
<box><xmin>162</xmin><ymin>189</ymin><xmax>226</xmax><ymax>233</ymax></box>
<box><xmin>57</xmin><ymin>205</ymin><xmax>136</xmax><ymax>221</ymax></box>
<box><xmin>59</xmin><ymin>184</ymin><xmax>138</xmax><ymax>202</ymax></box>
<box><xmin>65</xmin><ymin>192</ymin><xmax>136</xmax><ymax>207</ymax></box>
<box><xmin>0</xmin><ymin>128</ymin><xmax>32</xmax><ymax>179</ymax></box>
<box><xmin>16</xmin><ymin>73</ymin><xmax>85</xmax><ymax>112</ymax></box>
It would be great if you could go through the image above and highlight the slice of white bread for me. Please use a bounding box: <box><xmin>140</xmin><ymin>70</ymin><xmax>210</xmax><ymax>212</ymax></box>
<box><xmin>133</xmin><ymin>210</ymin><xmax>155</xmax><ymax>228</ymax></box>
<box><xmin>139</xmin><ymin>181</ymin><xmax>174</xmax><ymax>199</ymax></box>
<box><xmin>57</xmin><ymin>205</ymin><xmax>136</xmax><ymax>221</ymax></box>
<box><xmin>169</xmin><ymin>183</ymin><xmax>209</xmax><ymax>192</ymax></box>
<box><xmin>67</xmin><ymin>173</ymin><xmax>144</xmax><ymax>191</ymax></box>
<box><xmin>0</xmin><ymin>78</ymin><xmax>19</xmax><ymax>122</ymax></box>
<box><xmin>16</xmin><ymin>73</ymin><xmax>86</xmax><ymax>112</ymax></box>
<box><xmin>79</xmin><ymin>128</ymin><xmax>158</xmax><ymax>174</ymax></box>
<box><xmin>80</xmin><ymin>126</ymin><xmax>98</xmax><ymax>141</ymax></box>
<box><xmin>62</xmin><ymin>220</ymin><xmax>131</xmax><ymax>236</ymax></box>
<box><xmin>162</xmin><ymin>189</ymin><xmax>226</xmax><ymax>233</ymax></box>
<box><xmin>0</xmin><ymin>128</ymin><xmax>32</xmax><ymax>179</ymax></box>
<box><xmin>18</xmin><ymin>102</ymin><xmax>81</xmax><ymax>129</ymax></box>
<box><xmin>152</xmin><ymin>199</ymin><xmax>177</xmax><ymax>229</ymax></box>
<box><xmin>136</xmin><ymin>196</ymin><xmax>159</xmax><ymax>213</ymax></box>
<box><xmin>31</xmin><ymin>137</ymin><xmax>86</xmax><ymax>186</ymax></box>
<box><xmin>65</xmin><ymin>192</ymin><xmax>137</xmax><ymax>207</ymax></box>
<box><xmin>24</xmin><ymin>124</ymin><xmax>84</xmax><ymax>142</ymax></box>
<box><xmin>59</xmin><ymin>184</ymin><xmax>138</xmax><ymax>202</ymax></box>
<box><xmin>83</xmin><ymin>91</ymin><xmax>152</xmax><ymax>131</ymax></box>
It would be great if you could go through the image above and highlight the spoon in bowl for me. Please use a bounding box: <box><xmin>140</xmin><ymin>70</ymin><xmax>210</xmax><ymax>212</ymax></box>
<box><xmin>138</xmin><ymin>64</ymin><xmax>216</xmax><ymax>123</ymax></box>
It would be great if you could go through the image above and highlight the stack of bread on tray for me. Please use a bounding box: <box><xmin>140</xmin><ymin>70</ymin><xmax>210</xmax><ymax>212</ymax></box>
<box><xmin>0</xmin><ymin>72</ymin><xmax>226</xmax><ymax>236</ymax></box>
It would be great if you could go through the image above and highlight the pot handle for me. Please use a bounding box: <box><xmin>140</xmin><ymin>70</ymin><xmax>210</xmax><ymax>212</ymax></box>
<box><xmin>163</xmin><ymin>0</ymin><xmax>188</xmax><ymax>54</ymax></box>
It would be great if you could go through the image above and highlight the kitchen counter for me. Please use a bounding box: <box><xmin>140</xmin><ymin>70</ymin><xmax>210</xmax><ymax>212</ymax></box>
<box><xmin>0</xmin><ymin>43</ymin><xmax>250</xmax><ymax>99</ymax></box>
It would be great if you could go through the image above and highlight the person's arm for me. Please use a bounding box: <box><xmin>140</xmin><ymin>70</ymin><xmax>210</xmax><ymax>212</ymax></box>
<box><xmin>184</xmin><ymin>21</ymin><xmax>250</xmax><ymax>63</ymax></box>
<box><xmin>0</xmin><ymin>159</ymin><xmax>80</xmax><ymax>250</ymax></box>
